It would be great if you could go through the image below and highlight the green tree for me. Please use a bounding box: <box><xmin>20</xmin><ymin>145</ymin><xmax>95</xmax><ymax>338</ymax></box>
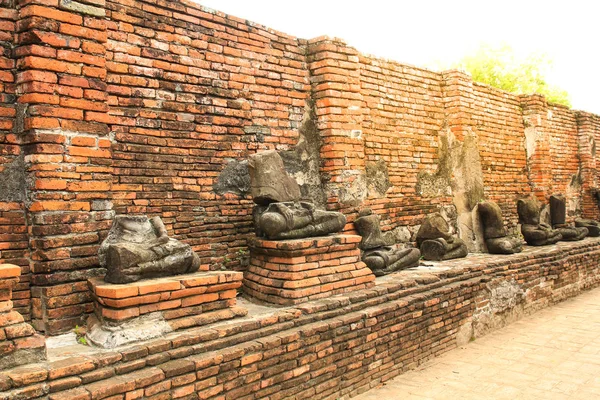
<box><xmin>449</xmin><ymin>43</ymin><xmax>571</xmax><ymax>107</ymax></box>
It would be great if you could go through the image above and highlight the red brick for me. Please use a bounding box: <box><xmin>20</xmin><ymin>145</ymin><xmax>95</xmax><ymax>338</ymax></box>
<box><xmin>20</xmin><ymin>5</ymin><xmax>83</xmax><ymax>25</ymax></box>
<box><xmin>59</xmin><ymin>23</ymin><xmax>107</xmax><ymax>42</ymax></box>
<box><xmin>34</xmin><ymin>179</ymin><xmax>67</xmax><ymax>190</ymax></box>
<box><xmin>101</xmin><ymin>306</ymin><xmax>139</xmax><ymax>321</ymax></box>
<box><xmin>66</xmin><ymin>181</ymin><xmax>110</xmax><ymax>192</ymax></box>
<box><xmin>67</xmin><ymin>146</ymin><xmax>110</xmax><ymax>158</ymax></box>
<box><xmin>24</xmin><ymin>117</ymin><xmax>61</xmax><ymax>130</ymax></box>
<box><xmin>0</xmin><ymin>264</ymin><xmax>20</xmax><ymax>278</ymax></box>
<box><xmin>19</xmin><ymin>56</ymin><xmax>82</xmax><ymax>75</ymax></box>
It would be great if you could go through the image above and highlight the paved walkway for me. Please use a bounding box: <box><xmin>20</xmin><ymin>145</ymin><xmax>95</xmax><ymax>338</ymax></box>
<box><xmin>355</xmin><ymin>288</ymin><xmax>600</xmax><ymax>400</ymax></box>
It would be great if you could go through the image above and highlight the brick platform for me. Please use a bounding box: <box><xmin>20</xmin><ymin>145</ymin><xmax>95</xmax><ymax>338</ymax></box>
<box><xmin>3</xmin><ymin>239</ymin><xmax>600</xmax><ymax>400</ymax></box>
<box><xmin>244</xmin><ymin>235</ymin><xmax>376</xmax><ymax>305</ymax></box>
<box><xmin>87</xmin><ymin>271</ymin><xmax>247</xmax><ymax>347</ymax></box>
<box><xmin>0</xmin><ymin>264</ymin><xmax>46</xmax><ymax>370</ymax></box>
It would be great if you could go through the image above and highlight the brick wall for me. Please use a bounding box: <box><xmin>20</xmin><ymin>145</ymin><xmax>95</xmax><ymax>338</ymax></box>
<box><xmin>359</xmin><ymin>54</ymin><xmax>449</xmax><ymax>228</ymax></box>
<box><xmin>577</xmin><ymin>111</ymin><xmax>600</xmax><ymax>220</ymax></box>
<box><xmin>105</xmin><ymin>0</ymin><xmax>310</xmax><ymax>271</ymax></box>
<box><xmin>1</xmin><ymin>0</ymin><xmax>600</xmax><ymax>333</ymax></box>
<box><xmin>0</xmin><ymin>0</ymin><xmax>31</xmax><ymax>320</ymax></box>
<box><xmin>14</xmin><ymin>0</ymin><xmax>112</xmax><ymax>334</ymax></box>
<box><xmin>547</xmin><ymin>105</ymin><xmax>581</xmax><ymax>205</ymax></box>
<box><xmin>466</xmin><ymin>82</ymin><xmax>530</xmax><ymax>231</ymax></box>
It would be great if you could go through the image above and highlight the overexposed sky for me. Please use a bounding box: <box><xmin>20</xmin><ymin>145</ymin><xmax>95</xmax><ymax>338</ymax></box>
<box><xmin>198</xmin><ymin>0</ymin><xmax>600</xmax><ymax>115</ymax></box>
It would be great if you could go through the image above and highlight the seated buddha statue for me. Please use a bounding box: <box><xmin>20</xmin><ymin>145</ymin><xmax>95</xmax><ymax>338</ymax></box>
<box><xmin>354</xmin><ymin>208</ymin><xmax>420</xmax><ymax>275</ymax></box>
<box><xmin>549</xmin><ymin>195</ymin><xmax>588</xmax><ymax>241</ymax></box>
<box><xmin>249</xmin><ymin>150</ymin><xmax>346</xmax><ymax>240</ymax></box>
<box><xmin>253</xmin><ymin>201</ymin><xmax>346</xmax><ymax>240</ymax></box>
<box><xmin>415</xmin><ymin>213</ymin><xmax>468</xmax><ymax>261</ymax></box>
<box><xmin>99</xmin><ymin>215</ymin><xmax>200</xmax><ymax>284</ymax></box>
<box><xmin>575</xmin><ymin>218</ymin><xmax>600</xmax><ymax>237</ymax></box>
<box><xmin>517</xmin><ymin>198</ymin><xmax>562</xmax><ymax>246</ymax></box>
<box><xmin>477</xmin><ymin>201</ymin><xmax>523</xmax><ymax>254</ymax></box>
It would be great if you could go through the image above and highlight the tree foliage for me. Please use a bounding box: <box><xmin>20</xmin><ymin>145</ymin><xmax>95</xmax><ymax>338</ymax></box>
<box><xmin>451</xmin><ymin>43</ymin><xmax>571</xmax><ymax>107</ymax></box>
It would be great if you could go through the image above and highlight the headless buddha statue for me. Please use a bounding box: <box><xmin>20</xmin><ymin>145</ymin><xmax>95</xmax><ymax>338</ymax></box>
<box><xmin>354</xmin><ymin>208</ymin><xmax>420</xmax><ymax>275</ymax></box>
<box><xmin>253</xmin><ymin>202</ymin><xmax>346</xmax><ymax>240</ymax></box>
<box><xmin>415</xmin><ymin>213</ymin><xmax>468</xmax><ymax>261</ymax></box>
<box><xmin>477</xmin><ymin>201</ymin><xmax>523</xmax><ymax>254</ymax></box>
<box><xmin>99</xmin><ymin>215</ymin><xmax>200</xmax><ymax>284</ymax></box>
<box><xmin>549</xmin><ymin>195</ymin><xmax>588</xmax><ymax>241</ymax></box>
<box><xmin>249</xmin><ymin>150</ymin><xmax>346</xmax><ymax>240</ymax></box>
<box><xmin>517</xmin><ymin>198</ymin><xmax>562</xmax><ymax>246</ymax></box>
<box><xmin>575</xmin><ymin>218</ymin><xmax>600</xmax><ymax>237</ymax></box>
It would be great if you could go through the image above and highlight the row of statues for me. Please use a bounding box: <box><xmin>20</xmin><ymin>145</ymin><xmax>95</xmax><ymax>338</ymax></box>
<box><xmin>248</xmin><ymin>151</ymin><xmax>424</xmax><ymax>276</ymax></box>
<box><xmin>518</xmin><ymin>195</ymin><xmax>600</xmax><ymax>246</ymax></box>
<box><xmin>97</xmin><ymin>151</ymin><xmax>600</xmax><ymax>284</ymax></box>
<box><xmin>246</xmin><ymin>151</ymin><xmax>600</xmax><ymax>274</ymax></box>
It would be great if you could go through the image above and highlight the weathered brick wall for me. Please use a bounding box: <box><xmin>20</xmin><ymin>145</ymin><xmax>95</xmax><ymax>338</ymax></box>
<box><xmin>547</xmin><ymin>105</ymin><xmax>581</xmax><ymax>210</ymax></box>
<box><xmin>3</xmin><ymin>0</ymin><xmax>600</xmax><ymax>333</ymax></box>
<box><xmin>354</xmin><ymin>58</ymin><xmax>532</xmax><ymax>245</ymax></box>
<box><xmin>0</xmin><ymin>0</ymin><xmax>31</xmax><ymax>320</ymax></box>
<box><xmin>467</xmin><ymin>82</ymin><xmax>530</xmax><ymax>231</ymax></box>
<box><xmin>2</xmin><ymin>239</ymin><xmax>600</xmax><ymax>400</ymax></box>
<box><xmin>578</xmin><ymin>112</ymin><xmax>600</xmax><ymax>219</ymax></box>
<box><xmin>105</xmin><ymin>0</ymin><xmax>310</xmax><ymax>271</ymax></box>
<box><xmin>359</xmin><ymin>55</ymin><xmax>449</xmax><ymax>229</ymax></box>
<box><xmin>520</xmin><ymin>97</ymin><xmax>585</xmax><ymax>218</ymax></box>
<box><xmin>15</xmin><ymin>0</ymin><xmax>112</xmax><ymax>334</ymax></box>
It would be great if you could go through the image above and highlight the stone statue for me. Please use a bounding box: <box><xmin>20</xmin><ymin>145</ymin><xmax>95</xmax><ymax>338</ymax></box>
<box><xmin>549</xmin><ymin>195</ymin><xmax>588</xmax><ymax>241</ymax></box>
<box><xmin>253</xmin><ymin>201</ymin><xmax>346</xmax><ymax>240</ymax></box>
<box><xmin>517</xmin><ymin>198</ymin><xmax>562</xmax><ymax>246</ymax></box>
<box><xmin>477</xmin><ymin>201</ymin><xmax>523</xmax><ymax>254</ymax></box>
<box><xmin>249</xmin><ymin>150</ymin><xmax>346</xmax><ymax>239</ymax></box>
<box><xmin>99</xmin><ymin>215</ymin><xmax>200</xmax><ymax>284</ymax></box>
<box><xmin>575</xmin><ymin>218</ymin><xmax>600</xmax><ymax>237</ymax></box>
<box><xmin>354</xmin><ymin>208</ymin><xmax>420</xmax><ymax>275</ymax></box>
<box><xmin>415</xmin><ymin>213</ymin><xmax>468</xmax><ymax>261</ymax></box>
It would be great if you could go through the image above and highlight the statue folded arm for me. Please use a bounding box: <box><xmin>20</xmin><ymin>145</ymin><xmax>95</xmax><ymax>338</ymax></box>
<box><xmin>522</xmin><ymin>225</ymin><xmax>553</xmax><ymax>241</ymax></box>
<box><xmin>151</xmin><ymin>216</ymin><xmax>169</xmax><ymax>245</ymax></box>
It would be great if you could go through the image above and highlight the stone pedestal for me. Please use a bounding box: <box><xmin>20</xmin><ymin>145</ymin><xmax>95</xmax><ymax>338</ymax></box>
<box><xmin>0</xmin><ymin>264</ymin><xmax>46</xmax><ymax>370</ymax></box>
<box><xmin>244</xmin><ymin>235</ymin><xmax>376</xmax><ymax>305</ymax></box>
<box><xmin>87</xmin><ymin>271</ymin><xmax>247</xmax><ymax>348</ymax></box>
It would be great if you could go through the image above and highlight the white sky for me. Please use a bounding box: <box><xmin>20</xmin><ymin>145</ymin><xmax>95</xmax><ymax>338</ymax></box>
<box><xmin>198</xmin><ymin>0</ymin><xmax>600</xmax><ymax>115</ymax></box>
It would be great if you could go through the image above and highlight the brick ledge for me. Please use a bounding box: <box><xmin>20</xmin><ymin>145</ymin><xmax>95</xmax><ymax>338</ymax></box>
<box><xmin>1</xmin><ymin>238</ymin><xmax>600</xmax><ymax>399</ymax></box>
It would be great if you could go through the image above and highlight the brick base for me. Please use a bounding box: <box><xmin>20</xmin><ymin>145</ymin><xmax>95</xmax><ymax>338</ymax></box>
<box><xmin>244</xmin><ymin>235</ymin><xmax>376</xmax><ymax>305</ymax></box>
<box><xmin>31</xmin><ymin>281</ymin><xmax>93</xmax><ymax>336</ymax></box>
<box><xmin>0</xmin><ymin>264</ymin><xmax>46</xmax><ymax>370</ymax></box>
<box><xmin>86</xmin><ymin>271</ymin><xmax>247</xmax><ymax>347</ymax></box>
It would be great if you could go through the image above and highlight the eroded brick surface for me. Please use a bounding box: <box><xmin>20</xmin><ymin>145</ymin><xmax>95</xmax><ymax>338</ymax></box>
<box><xmin>244</xmin><ymin>235</ymin><xmax>376</xmax><ymax>304</ymax></box>
<box><xmin>0</xmin><ymin>265</ymin><xmax>45</xmax><ymax>370</ymax></box>
<box><xmin>89</xmin><ymin>270</ymin><xmax>245</xmax><ymax>331</ymax></box>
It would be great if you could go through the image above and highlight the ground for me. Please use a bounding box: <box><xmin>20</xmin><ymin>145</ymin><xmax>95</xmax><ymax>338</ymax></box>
<box><xmin>355</xmin><ymin>286</ymin><xmax>600</xmax><ymax>399</ymax></box>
